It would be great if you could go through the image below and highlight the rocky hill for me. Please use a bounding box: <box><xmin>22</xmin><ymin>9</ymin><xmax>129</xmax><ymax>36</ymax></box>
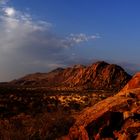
<box><xmin>11</xmin><ymin>61</ymin><xmax>131</xmax><ymax>91</ymax></box>
<box><xmin>61</xmin><ymin>74</ymin><xmax>140</xmax><ymax>140</ymax></box>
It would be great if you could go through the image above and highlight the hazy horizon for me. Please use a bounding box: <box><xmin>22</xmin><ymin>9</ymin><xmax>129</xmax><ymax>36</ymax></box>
<box><xmin>0</xmin><ymin>0</ymin><xmax>140</xmax><ymax>81</ymax></box>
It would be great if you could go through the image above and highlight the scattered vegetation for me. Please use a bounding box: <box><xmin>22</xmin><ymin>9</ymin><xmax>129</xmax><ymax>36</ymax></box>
<box><xmin>0</xmin><ymin>86</ymin><xmax>115</xmax><ymax>139</ymax></box>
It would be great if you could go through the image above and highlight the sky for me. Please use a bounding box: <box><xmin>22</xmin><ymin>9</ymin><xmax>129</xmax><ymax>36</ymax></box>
<box><xmin>0</xmin><ymin>0</ymin><xmax>140</xmax><ymax>81</ymax></box>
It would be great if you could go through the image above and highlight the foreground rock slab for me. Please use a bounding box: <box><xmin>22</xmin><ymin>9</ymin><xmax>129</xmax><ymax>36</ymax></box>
<box><xmin>60</xmin><ymin>88</ymin><xmax>140</xmax><ymax>140</ymax></box>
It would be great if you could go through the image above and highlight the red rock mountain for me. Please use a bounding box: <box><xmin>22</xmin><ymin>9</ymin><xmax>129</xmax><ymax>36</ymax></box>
<box><xmin>12</xmin><ymin>61</ymin><xmax>131</xmax><ymax>91</ymax></box>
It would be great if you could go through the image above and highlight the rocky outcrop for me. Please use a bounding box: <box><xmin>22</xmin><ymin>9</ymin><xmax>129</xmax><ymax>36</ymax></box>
<box><xmin>11</xmin><ymin>61</ymin><xmax>131</xmax><ymax>91</ymax></box>
<box><xmin>122</xmin><ymin>72</ymin><xmax>140</xmax><ymax>91</ymax></box>
<box><xmin>60</xmin><ymin>88</ymin><xmax>140</xmax><ymax>140</ymax></box>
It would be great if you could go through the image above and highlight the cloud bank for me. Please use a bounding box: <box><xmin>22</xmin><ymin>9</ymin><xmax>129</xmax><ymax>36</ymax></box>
<box><xmin>0</xmin><ymin>4</ymin><xmax>99</xmax><ymax>81</ymax></box>
<box><xmin>0</xmin><ymin>0</ymin><xmax>9</xmax><ymax>5</ymax></box>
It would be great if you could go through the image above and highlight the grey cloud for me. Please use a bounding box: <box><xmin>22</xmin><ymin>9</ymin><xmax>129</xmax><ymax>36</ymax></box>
<box><xmin>0</xmin><ymin>5</ymin><xmax>99</xmax><ymax>81</ymax></box>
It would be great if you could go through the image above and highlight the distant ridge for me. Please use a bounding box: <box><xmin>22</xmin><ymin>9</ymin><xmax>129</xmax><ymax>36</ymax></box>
<box><xmin>11</xmin><ymin>61</ymin><xmax>132</xmax><ymax>91</ymax></box>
